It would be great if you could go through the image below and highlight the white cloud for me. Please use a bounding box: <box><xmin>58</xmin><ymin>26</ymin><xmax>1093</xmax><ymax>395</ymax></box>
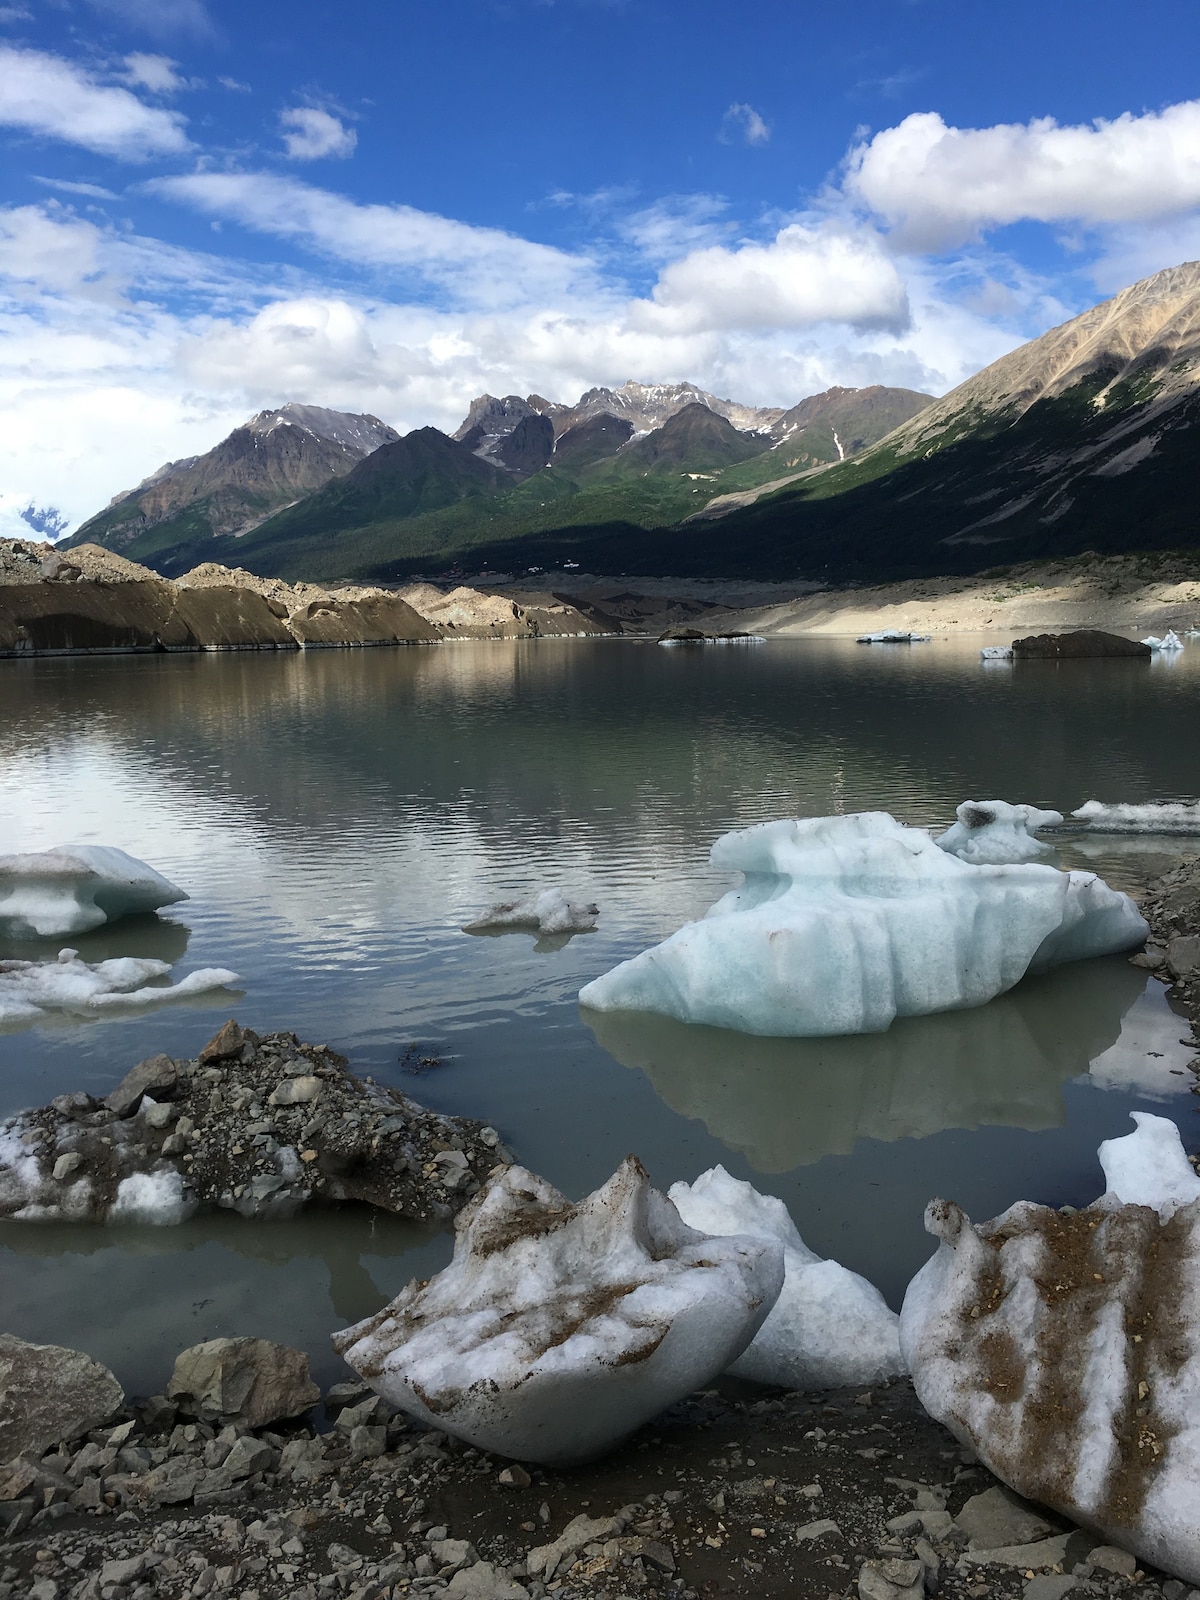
<box><xmin>721</xmin><ymin>102</ymin><xmax>770</xmax><ymax>147</ymax></box>
<box><xmin>0</xmin><ymin>44</ymin><xmax>192</xmax><ymax>160</ymax></box>
<box><xmin>846</xmin><ymin>102</ymin><xmax>1200</xmax><ymax>249</ymax></box>
<box><xmin>218</xmin><ymin>75</ymin><xmax>250</xmax><ymax>93</ymax></box>
<box><xmin>149</xmin><ymin>170</ymin><xmax>602</xmax><ymax>308</ymax></box>
<box><xmin>34</xmin><ymin>176</ymin><xmax>120</xmax><ymax>200</ymax></box>
<box><xmin>83</xmin><ymin>0</ymin><xmax>213</xmax><ymax>39</ymax></box>
<box><xmin>121</xmin><ymin>53</ymin><xmax>192</xmax><ymax>94</ymax></box>
<box><xmin>632</xmin><ymin>221</ymin><xmax>911</xmax><ymax>334</ymax></box>
<box><xmin>279</xmin><ymin>106</ymin><xmax>357</xmax><ymax>161</ymax></box>
<box><xmin>619</xmin><ymin>194</ymin><xmax>734</xmax><ymax>263</ymax></box>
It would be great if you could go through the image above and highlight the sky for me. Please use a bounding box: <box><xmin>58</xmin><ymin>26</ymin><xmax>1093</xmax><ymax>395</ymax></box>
<box><xmin>3</xmin><ymin>0</ymin><xmax>1200</xmax><ymax>537</ymax></box>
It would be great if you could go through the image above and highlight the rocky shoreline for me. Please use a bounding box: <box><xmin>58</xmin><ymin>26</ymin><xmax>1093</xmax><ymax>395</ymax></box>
<box><xmin>1</xmin><ymin>1355</ymin><xmax>1190</xmax><ymax>1600</ymax></box>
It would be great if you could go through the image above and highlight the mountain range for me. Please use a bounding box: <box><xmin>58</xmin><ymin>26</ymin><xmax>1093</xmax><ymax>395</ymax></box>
<box><xmin>65</xmin><ymin>259</ymin><xmax>1200</xmax><ymax>583</ymax></box>
<box><xmin>66</xmin><ymin>382</ymin><xmax>931</xmax><ymax>579</ymax></box>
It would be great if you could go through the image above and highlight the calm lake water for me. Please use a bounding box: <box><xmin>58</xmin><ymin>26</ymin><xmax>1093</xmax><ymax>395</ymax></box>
<box><xmin>1</xmin><ymin>636</ymin><xmax>1198</xmax><ymax>1392</ymax></box>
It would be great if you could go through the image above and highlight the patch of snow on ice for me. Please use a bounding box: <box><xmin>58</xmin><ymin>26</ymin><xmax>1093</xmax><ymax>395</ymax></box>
<box><xmin>463</xmin><ymin>888</ymin><xmax>598</xmax><ymax>937</ymax></box>
<box><xmin>110</xmin><ymin>1169</ymin><xmax>195</xmax><ymax>1226</ymax></box>
<box><xmin>668</xmin><ymin>1166</ymin><xmax>904</xmax><ymax>1387</ymax></box>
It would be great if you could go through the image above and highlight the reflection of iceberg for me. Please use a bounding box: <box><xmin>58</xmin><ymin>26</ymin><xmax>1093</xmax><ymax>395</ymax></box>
<box><xmin>0</xmin><ymin>846</ymin><xmax>187</xmax><ymax>939</ymax></box>
<box><xmin>584</xmin><ymin>957</ymin><xmax>1148</xmax><ymax>1173</ymax></box>
<box><xmin>580</xmin><ymin>814</ymin><xmax>1147</xmax><ymax>1037</ymax></box>
<box><xmin>1084</xmin><ymin>979</ymin><xmax>1196</xmax><ymax>1099</ymax></box>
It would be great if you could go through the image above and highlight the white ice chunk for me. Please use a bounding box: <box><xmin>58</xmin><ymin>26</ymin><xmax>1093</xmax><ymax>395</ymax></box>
<box><xmin>0</xmin><ymin>845</ymin><xmax>187</xmax><ymax>939</ymax></box>
<box><xmin>0</xmin><ymin>948</ymin><xmax>239</xmax><ymax>1026</ymax></box>
<box><xmin>331</xmin><ymin>1156</ymin><xmax>784</xmax><ymax>1465</ymax></box>
<box><xmin>980</xmin><ymin>646</ymin><xmax>1014</xmax><ymax>659</ymax></box>
<box><xmin>109</xmin><ymin>1169</ymin><xmax>196</xmax><ymax>1226</ymax></box>
<box><xmin>936</xmin><ymin>799</ymin><xmax>1064</xmax><ymax>865</ymax></box>
<box><xmin>463</xmin><ymin>888</ymin><xmax>598</xmax><ymax>936</ymax></box>
<box><xmin>1071</xmin><ymin>799</ymin><xmax>1200</xmax><ymax>834</ymax></box>
<box><xmin>667</xmin><ymin>1166</ymin><xmax>904</xmax><ymax>1387</ymax></box>
<box><xmin>1098</xmin><ymin>1112</ymin><xmax>1200</xmax><ymax>1221</ymax></box>
<box><xmin>579</xmin><ymin>813</ymin><xmax>1147</xmax><ymax>1038</ymax></box>
<box><xmin>1141</xmin><ymin>629</ymin><xmax>1184</xmax><ymax>651</ymax></box>
<box><xmin>856</xmin><ymin>631</ymin><xmax>931</xmax><ymax>642</ymax></box>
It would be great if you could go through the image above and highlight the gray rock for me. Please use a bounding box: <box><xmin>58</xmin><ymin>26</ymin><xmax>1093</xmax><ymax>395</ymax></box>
<box><xmin>1167</xmin><ymin>935</ymin><xmax>1200</xmax><ymax>979</ymax></box>
<box><xmin>0</xmin><ymin>1334</ymin><xmax>123</xmax><ymax>1460</ymax></box>
<box><xmin>269</xmin><ymin>1077</ymin><xmax>322</xmax><ymax>1106</ymax></box>
<box><xmin>956</xmin><ymin>1487</ymin><xmax>1057</xmax><ymax>1551</ymax></box>
<box><xmin>796</xmin><ymin>1519</ymin><xmax>842</xmax><ymax>1542</ymax></box>
<box><xmin>444</xmin><ymin>1563</ymin><xmax>531</xmax><ymax>1600</ymax></box>
<box><xmin>220</xmin><ymin>1436</ymin><xmax>275</xmax><ymax>1479</ymax></box>
<box><xmin>859</xmin><ymin>1558</ymin><xmax>925</xmax><ymax>1600</ymax></box>
<box><xmin>1024</xmin><ymin>1579</ymin><xmax>1076</xmax><ymax>1600</ymax></box>
<box><xmin>199</xmin><ymin>1020</ymin><xmax>248</xmax><ymax>1062</ymax></box>
<box><xmin>99</xmin><ymin>1555</ymin><xmax>146</xmax><ymax>1587</ymax></box>
<box><xmin>52</xmin><ymin>1152</ymin><xmax>82</xmax><ymax>1181</ymax></box>
<box><xmin>959</xmin><ymin>1535</ymin><xmax>1072</xmax><ymax>1571</ymax></box>
<box><xmin>1089</xmin><ymin>1546</ymin><xmax>1138</xmax><ymax>1576</ymax></box>
<box><xmin>106</xmin><ymin>1054</ymin><xmax>179</xmax><ymax>1117</ymax></box>
<box><xmin>167</xmin><ymin>1337</ymin><xmax>319</xmax><ymax>1427</ymax></box>
<box><xmin>431</xmin><ymin>1538</ymin><xmax>476</xmax><ymax>1572</ymax></box>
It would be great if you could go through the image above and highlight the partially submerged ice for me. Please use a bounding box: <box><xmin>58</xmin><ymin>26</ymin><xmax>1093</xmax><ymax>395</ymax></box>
<box><xmin>901</xmin><ymin>1112</ymin><xmax>1200</xmax><ymax>1584</ymax></box>
<box><xmin>0</xmin><ymin>948</ymin><xmax>238</xmax><ymax>1027</ymax></box>
<box><xmin>0</xmin><ymin>845</ymin><xmax>186</xmax><ymax>939</ymax></box>
<box><xmin>1141</xmin><ymin>630</ymin><xmax>1184</xmax><ymax>652</ymax></box>
<box><xmin>1071</xmin><ymin>800</ymin><xmax>1200</xmax><ymax>834</ymax></box>
<box><xmin>579</xmin><ymin>813</ymin><xmax>1148</xmax><ymax>1037</ymax></box>
<box><xmin>667</xmin><ymin>1165</ymin><xmax>904</xmax><ymax>1387</ymax></box>
<box><xmin>331</xmin><ymin>1156</ymin><xmax>784</xmax><ymax>1465</ymax></box>
<box><xmin>980</xmin><ymin>646</ymin><xmax>1014</xmax><ymax>660</ymax></box>
<box><xmin>936</xmin><ymin>800</ymin><xmax>1064</xmax><ymax>866</ymax></box>
<box><xmin>856</xmin><ymin>630</ymin><xmax>930</xmax><ymax>643</ymax></box>
<box><xmin>463</xmin><ymin>888</ymin><xmax>598</xmax><ymax>937</ymax></box>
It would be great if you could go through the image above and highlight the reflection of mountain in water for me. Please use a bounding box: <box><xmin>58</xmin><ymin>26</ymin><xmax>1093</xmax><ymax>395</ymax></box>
<box><xmin>585</xmin><ymin>956</ymin><xmax>1148</xmax><ymax>1173</ymax></box>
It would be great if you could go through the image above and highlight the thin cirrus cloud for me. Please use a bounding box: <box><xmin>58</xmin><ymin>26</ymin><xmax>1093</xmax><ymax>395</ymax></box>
<box><xmin>845</xmin><ymin>102</ymin><xmax>1200</xmax><ymax>249</ymax></box>
<box><xmin>148</xmin><ymin>170</ymin><xmax>602</xmax><ymax>307</ymax></box>
<box><xmin>720</xmin><ymin>102</ymin><xmax>770</xmax><ymax>147</ymax></box>
<box><xmin>279</xmin><ymin>106</ymin><xmax>358</xmax><ymax>161</ymax></box>
<box><xmin>0</xmin><ymin>44</ymin><xmax>192</xmax><ymax>160</ymax></box>
<box><xmin>34</xmin><ymin>176</ymin><xmax>121</xmax><ymax>200</ymax></box>
<box><xmin>82</xmin><ymin>0</ymin><xmax>214</xmax><ymax>40</ymax></box>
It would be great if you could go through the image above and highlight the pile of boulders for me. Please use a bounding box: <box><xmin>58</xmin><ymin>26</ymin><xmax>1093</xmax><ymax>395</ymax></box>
<box><xmin>1134</xmin><ymin>859</ymin><xmax>1200</xmax><ymax>1033</ymax></box>
<box><xmin>0</xmin><ymin>1020</ymin><xmax>513</xmax><ymax>1225</ymax></box>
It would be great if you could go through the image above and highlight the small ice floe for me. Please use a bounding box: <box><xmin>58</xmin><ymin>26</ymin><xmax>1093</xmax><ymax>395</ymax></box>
<box><xmin>657</xmin><ymin>629</ymin><xmax>764</xmax><ymax>645</ymax></box>
<box><xmin>979</xmin><ymin>645</ymin><xmax>1013</xmax><ymax>660</ymax></box>
<box><xmin>579</xmin><ymin>812</ymin><xmax>1147</xmax><ymax>1037</ymax></box>
<box><xmin>0</xmin><ymin>845</ymin><xmax>187</xmax><ymax>940</ymax></box>
<box><xmin>0</xmin><ymin>948</ymin><xmax>239</xmax><ymax>1027</ymax></box>
<box><xmin>331</xmin><ymin>1155</ymin><xmax>784</xmax><ymax>1465</ymax></box>
<box><xmin>1070</xmin><ymin>799</ymin><xmax>1200</xmax><ymax>834</ymax></box>
<box><xmin>856</xmin><ymin>630</ymin><xmax>931</xmax><ymax>643</ymax></box>
<box><xmin>667</xmin><ymin>1165</ymin><xmax>904</xmax><ymax>1387</ymax></box>
<box><xmin>462</xmin><ymin>888</ymin><xmax>598</xmax><ymax>937</ymax></box>
<box><xmin>1141</xmin><ymin>629</ymin><xmax>1184</xmax><ymax>651</ymax></box>
<box><xmin>901</xmin><ymin>1112</ymin><xmax>1200</xmax><ymax>1584</ymax></box>
<box><xmin>935</xmin><ymin>799</ymin><xmax>1063</xmax><ymax>865</ymax></box>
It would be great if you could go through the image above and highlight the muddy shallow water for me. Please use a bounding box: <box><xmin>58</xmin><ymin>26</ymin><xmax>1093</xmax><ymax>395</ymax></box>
<box><xmin>1</xmin><ymin>635</ymin><xmax>1197</xmax><ymax>1391</ymax></box>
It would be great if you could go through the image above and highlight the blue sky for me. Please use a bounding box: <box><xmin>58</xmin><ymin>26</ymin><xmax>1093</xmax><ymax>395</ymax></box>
<box><xmin>3</xmin><ymin>0</ymin><xmax>1200</xmax><ymax>534</ymax></box>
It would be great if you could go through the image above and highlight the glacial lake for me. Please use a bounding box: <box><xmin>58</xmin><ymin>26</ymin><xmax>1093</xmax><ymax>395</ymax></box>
<box><xmin>1</xmin><ymin>635</ymin><xmax>1198</xmax><ymax>1393</ymax></box>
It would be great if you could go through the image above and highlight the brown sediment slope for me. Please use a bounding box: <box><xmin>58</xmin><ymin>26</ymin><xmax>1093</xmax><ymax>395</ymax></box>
<box><xmin>705</xmin><ymin>552</ymin><xmax>1200</xmax><ymax>639</ymax></box>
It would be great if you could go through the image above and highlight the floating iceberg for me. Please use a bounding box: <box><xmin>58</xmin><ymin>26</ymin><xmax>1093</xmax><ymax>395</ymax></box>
<box><xmin>579</xmin><ymin>813</ymin><xmax>1147</xmax><ymax>1038</ymax></box>
<box><xmin>1070</xmin><ymin>799</ymin><xmax>1200</xmax><ymax>834</ymax></box>
<box><xmin>667</xmin><ymin>1166</ymin><xmax>904</xmax><ymax>1387</ymax></box>
<box><xmin>856</xmin><ymin>630</ymin><xmax>931</xmax><ymax>643</ymax></box>
<box><xmin>935</xmin><ymin>799</ymin><xmax>1064</xmax><ymax>865</ymax></box>
<box><xmin>0</xmin><ymin>948</ymin><xmax>239</xmax><ymax>1027</ymax></box>
<box><xmin>979</xmin><ymin>645</ymin><xmax>1013</xmax><ymax>660</ymax></box>
<box><xmin>0</xmin><ymin>846</ymin><xmax>187</xmax><ymax>940</ymax></box>
<box><xmin>462</xmin><ymin>888</ymin><xmax>598</xmax><ymax>937</ymax></box>
<box><xmin>331</xmin><ymin>1156</ymin><xmax>784</xmax><ymax>1465</ymax></box>
<box><xmin>901</xmin><ymin>1113</ymin><xmax>1200</xmax><ymax>1585</ymax></box>
<box><xmin>1141</xmin><ymin>629</ymin><xmax>1184</xmax><ymax>651</ymax></box>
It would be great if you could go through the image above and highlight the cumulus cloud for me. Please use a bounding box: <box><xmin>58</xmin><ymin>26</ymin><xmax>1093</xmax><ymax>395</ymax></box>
<box><xmin>0</xmin><ymin>44</ymin><xmax>192</xmax><ymax>160</ymax></box>
<box><xmin>121</xmin><ymin>53</ymin><xmax>194</xmax><ymax>94</ymax></box>
<box><xmin>279</xmin><ymin>106</ymin><xmax>357</xmax><ymax>161</ymax></box>
<box><xmin>633</xmin><ymin>221</ymin><xmax>910</xmax><ymax>334</ymax></box>
<box><xmin>720</xmin><ymin>102</ymin><xmax>770</xmax><ymax>146</ymax></box>
<box><xmin>846</xmin><ymin>102</ymin><xmax>1200</xmax><ymax>249</ymax></box>
<box><xmin>149</xmin><ymin>170</ymin><xmax>601</xmax><ymax>307</ymax></box>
